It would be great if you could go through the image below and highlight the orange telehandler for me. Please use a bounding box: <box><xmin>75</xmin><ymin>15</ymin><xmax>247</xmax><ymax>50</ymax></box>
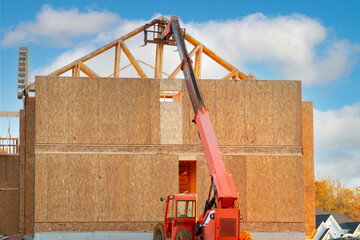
<box><xmin>152</xmin><ymin>17</ymin><xmax>252</xmax><ymax>240</ymax></box>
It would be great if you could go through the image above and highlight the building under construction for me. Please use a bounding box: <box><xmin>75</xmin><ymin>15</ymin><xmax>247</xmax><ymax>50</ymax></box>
<box><xmin>1</xmin><ymin>17</ymin><xmax>315</xmax><ymax>240</ymax></box>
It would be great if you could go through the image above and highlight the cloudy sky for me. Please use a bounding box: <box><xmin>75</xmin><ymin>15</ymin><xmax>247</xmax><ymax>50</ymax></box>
<box><xmin>1</xmin><ymin>0</ymin><xmax>359</xmax><ymax>187</ymax></box>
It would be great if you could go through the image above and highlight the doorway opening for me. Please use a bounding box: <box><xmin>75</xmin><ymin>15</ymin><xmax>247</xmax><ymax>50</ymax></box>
<box><xmin>179</xmin><ymin>161</ymin><xmax>197</xmax><ymax>193</ymax></box>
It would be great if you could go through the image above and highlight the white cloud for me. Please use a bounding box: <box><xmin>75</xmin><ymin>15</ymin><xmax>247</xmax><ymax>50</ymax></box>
<box><xmin>17</xmin><ymin>9</ymin><xmax>358</xmax><ymax>85</ymax></box>
<box><xmin>1</xmin><ymin>4</ymin><xmax>120</xmax><ymax>47</ymax></box>
<box><xmin>186</xmin><ymin>13</ymin><xmax>359</xmax><ymax>85</ymax></box>
<box><xmin>316</xmin><ymin>149</ymin><xmax>360</xmax><ymax>188</ymax></box>
<box><xmin>314</xmin><ymin>102</ymin><xmax>360</xmax><ymax>150</ymax></box>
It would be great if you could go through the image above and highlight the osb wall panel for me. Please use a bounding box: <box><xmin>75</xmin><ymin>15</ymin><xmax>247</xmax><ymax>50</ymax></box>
<box><xmin>302</xmin><ymin>101</ymin><xmax>315</xmax><ymax>236</ymax></box>
<box><xmin>182</xmin><ymin>80</ymin><xmax>191</xmax><ymax>144</ymax></box>
<box><xmin>99</xmin><ymin>78</ymin><xmax>128</xmax><ymax>144</ymax></box>
<box><xmin>35</xmin><ymin>77</ymin><xmax>69</xmax><ymax>143</ymax></box>
<box><xmin>160</xmin><ymin>102</ymin><xmax>182</xmax><ymax>144</ymax></box>
<box><xmin>0</xmin><ymin>190</ymin><xmax>19</xmax><ymax>235</ymax></box>
<box><xmin>274</xmin><ymin>81</ymin><xmax>302</xmax><ymax>146</ymax></box>
<box><xmin>216</xmin><ymin>80</ymin><xmax>245</xmax><ymax>145</ymax></box>
<box><xmin>246</xmin><ymin>155</ymin><xmax>275</xmax><ymax>222</ymax></box>
<box><xmin>69</xmin><ymin>78</ymin><xmax>98</xmax><ymax>144</ymax></box>
<box><xmin>47</xmin><ymin>155</ymin><xmax>68</xmax><ymax>222</ymax></box>
<box><xmin>244</xmin><ymin>81</ymin><xmax>274</xmax><ymax>145</ymax></box>
<box><xmin>150</xmin><ymin>79</ymin><xmax>161</xmax><ymax>144</ymax></box>
<box><xmin>35</xmin><ymin>154</ymin><xmax>47</xmax><ymax>222</ymax></box>
<box><xmin>99</xmin><ymin>154</ymin><xmax>128</xmax><ymax>221</ymax></box>
<box><xmin>99</xmin><ymin>78</ymin><xmax>157</xmax><ymax>145</ymax></box>
<box><xmin>0</xmin><ymin>154</ymin><xmax>19</xmax><ymax>182</ymax></box>
<box><xmin>152</xmin><ymin>154</ymin><xmax>178</xmax><ymax>221</ymax></box>
<box><xmin>275</xmin><ymin>156</ymin><xmax>305</xmax><ymax>222</ymax></box>
<box><xmin>223</xmin><ymin>155</ymin><xmax>247</xmax><ymax>221</ymax></box>
<box><xmin>196</xmin><ymin>155</ymin><xmax>211</xmax><ymax>218</ymax></box>
<box><xmin>160</xmin><ymin>78</ymin><xmax>181</xmax><ymax>90</ymax></box>
<box><xmin>25</xmin><ymin>97</ymin><xmax>35</xmax><ymax>235</ymax></box>
<box><xmin>68</xmin><ymin>154</ymin><xmax>98</xmax><ymax>222</ymax></box>
<box><xmin>19</xmin><ymin>109</ymin><xmax>25</xmax><ymax>232</ymax></box>
<box><xmin>127</xmin><ymin>155</ymin><xmax>152</xmax><ymax>221</ymax></box>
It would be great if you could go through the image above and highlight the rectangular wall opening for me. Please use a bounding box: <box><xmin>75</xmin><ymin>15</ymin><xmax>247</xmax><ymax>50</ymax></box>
<box><xmin>179</xmin><ymin>161</ymin><xmax>197</xmax><ymax>193</ymax></box>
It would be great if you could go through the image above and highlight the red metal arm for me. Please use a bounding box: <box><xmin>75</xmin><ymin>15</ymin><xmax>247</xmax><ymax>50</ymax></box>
<box><xmin>164</xmin><ymin>16</ymin><xmax>238</xmax><ymax>209</ymax></box>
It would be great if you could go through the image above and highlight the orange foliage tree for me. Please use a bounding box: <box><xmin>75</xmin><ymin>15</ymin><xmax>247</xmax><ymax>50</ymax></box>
<box><xmin>315</xmin><ymin>177</ymin><xmax>360</xmax><ymax>221</ymax></box>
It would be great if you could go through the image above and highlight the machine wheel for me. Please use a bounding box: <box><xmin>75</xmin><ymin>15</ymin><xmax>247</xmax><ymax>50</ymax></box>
<box><xmin>240</xmin><ymin>231</ymin><xmax>253</xmax><ymax>240</ymax></box>
<box><xmin>153</xmin><ymin>223</ymin><xmax>165</xmax><ymax>240</ymax></box>
<box><xmin>176</xmin><ymin>229</ymin><xmax>192</xmax><ymax>240</ymax></box>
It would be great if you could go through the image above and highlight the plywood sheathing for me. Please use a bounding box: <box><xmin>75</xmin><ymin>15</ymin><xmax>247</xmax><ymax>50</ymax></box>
<box><xmin>246</xmin><ymin>155</ymin><xmax>276</xmax><ymax>222</ymax></box>
<box><xmin>34</xmin><ymin>153</ymin><xmax>178</xmax><ymax>224</ymax></box>
<box><xmin>275</xmin><ymin>156</ymin><xmax>305</xmax><ymax>222</ymax></box>
<box><xmin>274</xmin><ymin>82</ymin><xmax>302</xmax><ymax>145</ymax></box>
<box><xmin>223</xmin><ymin>155</ymin><xmax>246</xmax><ymax>222</ymax></box>
<box><xmin>0</xmin><ymin>154</ymin><xmax>19</xmax><ymax>235</ymax></box>
<box><xmin>302</xmin><ymin>101</ymin><xmax>315</xmax><ymax>237</ymax></box>
<box><xmin>25</xmin><ymin>97</ymin><xmax>35</xmax><ymax>235</ymax></box>
<box><xmin>0</xmin><ymin>189</ymin><xmax>19</xmax><ymax>235</ymax></box>
<box><xmin>19</xmin><ymin>109</ymin><xmax>26</xmax><ymax>232</ymax></box>
<box><xmin>160</xmin><ymin>102</ymin><xmax>182</xmax><ymax>144</ymax></box>
<box><xmin>99</xmin><ymin>154</ymin><xmax>128</xmax><ymax>221</ymax></box>
<box><xmin>36</xmin><ymin>77</ymin><xmax>160</xmax><ymax>145</ymax></box>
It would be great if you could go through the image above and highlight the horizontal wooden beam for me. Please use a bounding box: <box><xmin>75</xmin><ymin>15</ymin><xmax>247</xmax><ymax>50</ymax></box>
<box><xmin>0</xmin><ymin>111</ymin><xmax>19</xmax><ymax>118</ymax></box>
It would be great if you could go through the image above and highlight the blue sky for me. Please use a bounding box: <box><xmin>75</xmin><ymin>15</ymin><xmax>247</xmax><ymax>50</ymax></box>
<box><xmin>1</xmin><ymin>0</ymin><xmax>359</xmax><ymax>187</ymax></box>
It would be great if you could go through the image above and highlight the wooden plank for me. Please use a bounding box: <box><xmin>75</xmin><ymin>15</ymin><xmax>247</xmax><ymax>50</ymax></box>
<box><xmin>275</xmin><ymin>156</ymin><xmax>305</xmax><ymax>222</ymax></box>
<box><xmin>182</xmin><ymin>80</ymin><xmax>191</xmax><ymax>144</ymax></box>
<box><xmin>134</xmin><ymin>78</ymin><xmax>152</xmax><ymax>144</ymax></box>
<box><xmin>194</xmin><ymin>45</ymin><xmax>202</xmax><ymax>79</ymax></box>
<box><xmin>99</xmin><ymin>154</ymin><xmax>128</xmax><ymax>221</ymax></box>
<box><xmin>120</xmin><ymin>41</ymin><xmax>148</xmax><ymax>78</ymax></box>
<box><xmin>155</xmin><ymin>43</ymin><xmax>164</xmax><ymax>78</ymax></box>
<box><xmin>35</xmin><ymin>76</ymin><xmax>49</xmax><ymax>143</ymax></box>
<box><xmin>68</xmin><ymin>77</ymin><xmax>98</xmax><ymax>144</ymax></box>
<box><xmin>244</xmin><ymin>80</ymin><xmax>274</xmax><ymax>145</ymax></box>
<box><xmin>221</xmin><ymin>70</ymin><xmax>236</xmax><ymax>80</ymax></box>
<box><xmin>47</xmin><ymin>77</ymin><xmax>69</xmax><ymax>143</ymax></box>
<box><xmin>34</xmin><ymin>154</ymin><xmax>47</xmax><ymax>222</ymax></box>
<box><xmin>68</xmin><ymin>154</ymin><xmax>98</xmax><ymax>222</ymax></box>
<box><xmin>302</xmin><ymin>101</ymin><xmax>315</xmax><ymax>237</ymax></box>
<box><xmin>246</xmin><ymin>155</ymin><xmax>275</xmax><ymax>222</ymax></box>
<box><xmin>160</xmin><ymin>102</ymin><xmax>182</xmax><ymax>144</ymax></box>
<box><xmin>47</xmin><ymin>154</ymin><xmax>68</xmax><ymax>222</ymax></box>
<box><xmin>0</xmin><ymin>111</ymin><xmax>19</xmax><ymax>117</ymax></box>
<box><xmin>114</xmin><ymin>41</ymin><xmax>121</xmax><ymax>78</ymax></box>
<box><xmin>74</xmin><ymin>63</ymin><xmax>80</xmax><ymax>77</ymax></box>
<box><xmin>79</xmin><ymin>62</ymin><xmax>100</xmax><ymax>77</ymax></box>
<box><xmin>216</xmin><ymin>80</ymin><xmax>245</xmax><ymax>145</ymax></box>
<box><xmin>274</xmin><ymin>81</ymin><xmax>302</xmax><ymax>146</ymax></box>
<box><xmin>25</xmin><ymin>97</ymin><xmax>35</xmax><ymax>235</ymax></box>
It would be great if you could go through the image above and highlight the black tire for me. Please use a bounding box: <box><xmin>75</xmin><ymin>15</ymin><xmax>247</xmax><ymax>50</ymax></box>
<box><xmin>153</xmin><ymin>223</ymin><xmax>165</xmax><ymax>240</ymax></box>
<box><xmin>176</xmin><ymin>229</ymin><xmax>192</xmax><ymax>240</ymax></box>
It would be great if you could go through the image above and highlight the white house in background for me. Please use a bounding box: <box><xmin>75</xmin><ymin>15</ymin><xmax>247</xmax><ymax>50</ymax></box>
<box><xmin>315</xmin><ymin>209</ymin><xmax>360</xmax><ymax>240</ymax></box>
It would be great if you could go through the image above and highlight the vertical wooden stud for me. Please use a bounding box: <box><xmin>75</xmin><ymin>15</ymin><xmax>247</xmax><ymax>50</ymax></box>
<box><xmin>114</xmin><ymin>41</ymin><xmax>121</xmax><ymax>78</ymax></box>
<box><xmin>194</xmin><ymin>45</ymin><xmax>202</xmax><ymax>79</ymax></box>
